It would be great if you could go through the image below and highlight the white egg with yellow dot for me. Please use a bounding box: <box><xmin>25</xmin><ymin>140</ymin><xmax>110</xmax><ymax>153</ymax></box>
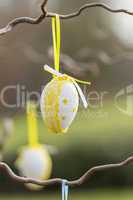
<box><xmin>40</xmin><ymin>65</ymin><xmax>89</xmax><ymax>134</ymax></box>
<box><xmin>15</xmin><ymin>145</ymin><xmax>52</xmax><ymax>190</ymax></box>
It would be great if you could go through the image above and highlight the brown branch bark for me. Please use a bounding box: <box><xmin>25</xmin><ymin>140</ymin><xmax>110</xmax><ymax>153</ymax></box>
<box><xmin>0</xmin><ymin>156</ymin><xmax>133</xmax><ymax>187</ymax></box>
<box><xmin>0</xmin><ymin>0</ymin><xmax>48</xmax><ymax>35</ymax></box>
<box><xmin>1</xmin><ymin>1</ymin><xmax>133</xmax><ymax>35</ymax></box>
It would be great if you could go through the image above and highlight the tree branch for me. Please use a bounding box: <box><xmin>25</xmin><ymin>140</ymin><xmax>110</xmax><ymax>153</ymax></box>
<box><xmin>47</xmin><ymin>3</ymin><xmax>133</xmax><ymax>19</ymax></box>
<box><xmin>1</xmin><ymin>1</ymin><xmax>133</xmax><ymax>35</ymax></box>
<box><xmin>0</xmin><ymin>156</ymin><xmax>133</xmax><ymax>187</ymax></box>
<box><xmin>0</xmin><ymin>0</ymin><xmax>48</xmax><ymax>35</ymax></box>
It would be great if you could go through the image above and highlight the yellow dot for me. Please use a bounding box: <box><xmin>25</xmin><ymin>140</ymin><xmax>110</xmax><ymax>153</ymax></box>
<box><xmin>72</xmin><ymin>107</ymin><xmax>77</xmax><ymax>112</ymax></box>
<box><xmin>63</xmin><ymin>98</ymin><xmax>69</xmax><ymax>105</ymax></box>
<box><xmin>61</xmin><ymin>116</ymin><xmax>66</xmax><ymax>120</ymax></box>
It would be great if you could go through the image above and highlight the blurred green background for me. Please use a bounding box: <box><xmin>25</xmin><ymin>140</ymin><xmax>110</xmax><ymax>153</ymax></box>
<box><xmin>0</xmin><ymin>0</ymin><xmax>133</xmax><ymax>199</ymax></box>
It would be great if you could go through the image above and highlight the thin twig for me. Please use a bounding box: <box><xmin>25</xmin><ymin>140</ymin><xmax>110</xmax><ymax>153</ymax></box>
<box><xmin>1</xmin><ymin>2</ymin><xmax>133</xmax><ymax>35</ymax></box>
<box><xmin>0</xmin><ymin>156</ymin><xmax>133</xmax><ymax>187</ymax></box>
<box><xmin>47</xmin><ymin>3</ymin><xmax>133</xmax><ymax>19</ymax></box>
<box><xmin>0</xmin><ymin>0</ymin><xmax>48</xmax><ymax>35</ymax></box>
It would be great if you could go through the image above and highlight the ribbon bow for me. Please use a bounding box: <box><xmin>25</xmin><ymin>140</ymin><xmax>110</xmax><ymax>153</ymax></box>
<box><xmin>44</xmin><ymin>65</ymin><xmax>90</xmax><ymax>108</ymax></box>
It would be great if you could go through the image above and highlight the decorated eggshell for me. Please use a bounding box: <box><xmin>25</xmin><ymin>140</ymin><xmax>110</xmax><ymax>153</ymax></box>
<box><xmin>15</xmin><ymin>145</ymin><xmax>52</xmax><ymax>190</ymax></box>
<box><xmin>40</xmin><ymin>75</ymin><xmax>79</xmax><ymax>133</ymax></box>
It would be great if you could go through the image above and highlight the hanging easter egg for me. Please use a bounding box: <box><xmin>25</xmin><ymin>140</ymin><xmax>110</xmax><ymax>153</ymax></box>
<box><xmin>15</xmin><ymin>145</ymin><xmax>52</xmax><ymax>190</ymax></box>
<box><xmin>41</xmin><ymin>75</ymin><xmax>79</xmax><ymax>133</ymax></box>
<box><xmin>40</xmin><ymin>65</ymin><xmax>89</xmax><ymax>134</ymax></box>
<box><xmin>40</xmin><ymin>16</ymin><xmax>90</xmax><ymax>134</ymax></box>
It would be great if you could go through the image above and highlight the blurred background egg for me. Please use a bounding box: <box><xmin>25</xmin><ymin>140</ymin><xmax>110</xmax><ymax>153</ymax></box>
<box><xmin>15</xmin><ymin>145</ymin><xmax>52</xmax><ymax>190</ymax></box>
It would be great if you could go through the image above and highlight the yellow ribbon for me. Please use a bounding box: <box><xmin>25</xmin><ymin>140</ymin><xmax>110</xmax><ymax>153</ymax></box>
<box><xmin>52</xmin><ymin>14</ymin><xmax>61</xmax><ymax>73</ymax></box>
<box><xmin>44</xmin><ymin>65</ymin><xmax>91</xmax><ymax>85</ymax></box>
<box><xmin>68</xmin><ymin>76</ymin><xmax>91</xmax><ymax>85</ymax></box>
<box><xmin>27</xmin><ymin>101</ymin><xmax>39</xmax><ymax>147</ymax></box>
<box><xmin>51</xmin><ymin>15</ymin><xmax>90</xmax><ymax>86</ymax></box>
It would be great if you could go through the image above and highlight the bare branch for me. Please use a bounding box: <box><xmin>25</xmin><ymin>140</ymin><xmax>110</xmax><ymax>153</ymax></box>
<box><xmin>47</xmin><ymin>3</ymin><xmax>133</xmax><ymax>19</ymax></box>
<box><xmin>1</xmin><ymin>2</ymin><xmax>133</xmax><ymax>35</ymax></box>
<box><xmin>41</xmin><ymin>0</ymin><xmax>49</xmax><ymax>13</ymax></box>
<box><xmin>0</xmin><ymin>156</ymin><xmax>133</xmax><ymax>187</ymax></box>
<box><xmin>0</xmin><ymin>0</ymin><xmax>48</xmax><ymax>35</ymax></box>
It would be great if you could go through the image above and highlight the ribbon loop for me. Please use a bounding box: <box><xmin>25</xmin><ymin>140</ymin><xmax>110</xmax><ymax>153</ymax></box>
<box><xmin>50</xmin><ymin>14</ymin><xmax>91</xmax><ymax>108</ymax></box>
<box><xmin>52</xmin><ymin>14</ymin><xmax>61</xmax><ymax>73</ymax></box>
<box><xmin>27</xmin><ymin>101</ymin><xmax>39</xmax><ymax>147</ymax></box>
<box><xmin>62</xmin><ymin>180</ymin><xmax>69</xmax><ymax>200</ymax></box>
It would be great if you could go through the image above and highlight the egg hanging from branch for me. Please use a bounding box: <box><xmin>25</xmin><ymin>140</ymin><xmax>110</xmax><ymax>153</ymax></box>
<box><xmin>15</xmin><ymin>145</ymin><xmax>52</xmax><ymax>190</ymax></box>
<box><xmin>40</xmin><ymin>65</ymin><xmax>90</xmax><ymax>134</ymax></box>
